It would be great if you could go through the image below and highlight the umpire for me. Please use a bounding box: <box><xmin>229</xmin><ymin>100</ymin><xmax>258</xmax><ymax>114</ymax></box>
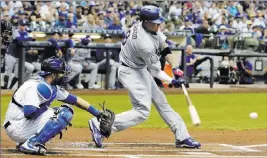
<box><xmin>3</xmin><ymin>20</ymin><xmax>36</xmax><ymax>89</ymax></box>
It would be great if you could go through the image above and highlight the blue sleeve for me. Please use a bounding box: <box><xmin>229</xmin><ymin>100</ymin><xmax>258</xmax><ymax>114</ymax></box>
<box><xmin>246</xmin><ymin>62</ymin><xmax>253</xmax><ymax>71</ymax></box>
<box><xmin>16</xmin><ymin>37</ymin><xmax>33</xmax><ymax>41</ymax></box>
<box><xmin>59</xmin><ymin>39</ymin><xmax>74</xmax><ymax>48</ymax></box>
<box><xmin>48</xmin><ymin>38</ymin><xmax>60</xmax><ymax>50</ymax></box>
<box><xmin>63</xmin><ymin>93</ymin><xmax>78</xmax><ymax>104</ymax></box>
<box><xmin>24</xmin><ymin>105</ymin><xmax>38</xmax><ymax>119</ymax></box>
<box><xmin>67</xmin><ymin>39</ymin><xmax>74</xmax><ymax>48</ymax></box>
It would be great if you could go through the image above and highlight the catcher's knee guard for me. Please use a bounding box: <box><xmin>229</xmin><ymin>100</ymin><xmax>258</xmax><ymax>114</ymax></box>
<box><xmin>28</xmin><ymin>105</ymin><xmax>73</xmax><ymax>145</ymax></box>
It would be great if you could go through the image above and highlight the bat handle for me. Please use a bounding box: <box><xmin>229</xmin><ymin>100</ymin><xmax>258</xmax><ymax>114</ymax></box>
<box><xmin>181</xmin><ymin>84</ymin><xmax>188</xmax><ymax>95</ymax></box>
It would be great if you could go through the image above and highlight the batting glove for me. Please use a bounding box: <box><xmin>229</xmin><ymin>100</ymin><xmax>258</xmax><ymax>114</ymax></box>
<box><xmin>171</xmin><ymin>77</ymin><xmax>185</xmax><ymax>88</ymax></box>
<box><xmin>172</xmin><ymin>67</ymin><xmax>184</xmax><ymax>79</ymax></box>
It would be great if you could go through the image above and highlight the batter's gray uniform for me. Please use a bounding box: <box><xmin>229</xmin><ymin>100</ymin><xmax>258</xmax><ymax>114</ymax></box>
<box><xmin>91</xmin><ymin>21</ymin><xmax>190</xmax><ymax>141</ymax></box>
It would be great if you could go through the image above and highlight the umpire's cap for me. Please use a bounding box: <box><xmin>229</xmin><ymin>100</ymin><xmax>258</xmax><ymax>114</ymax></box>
<box><xmin>140</xmin><ymin>5</ymin><xmax>165</xmax><ymax>24</ymax></box>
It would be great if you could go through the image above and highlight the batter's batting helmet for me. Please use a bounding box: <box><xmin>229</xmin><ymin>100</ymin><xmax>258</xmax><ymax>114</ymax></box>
<box><xmin>39</xmin><ymin>56</ymin><xmax>71</xmax><ymax>76</ymax></box>
<box><xmin>140</xmin><ymin>5</ymin><xmax>165</xmax><ymax>24</ymax></box>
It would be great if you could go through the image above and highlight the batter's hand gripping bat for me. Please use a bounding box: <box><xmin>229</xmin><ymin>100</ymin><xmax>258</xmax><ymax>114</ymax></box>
<box><xmin>181</xmin><ymin>83</ymin><xmax>201</xmax><ymax>126</ymax></box>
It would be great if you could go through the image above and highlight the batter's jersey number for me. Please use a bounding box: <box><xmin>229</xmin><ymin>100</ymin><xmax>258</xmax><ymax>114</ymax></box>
<box><xmin>122</xmin><ymin>30</ymin><xmax>131</xmax><ymax>45</ymax></box>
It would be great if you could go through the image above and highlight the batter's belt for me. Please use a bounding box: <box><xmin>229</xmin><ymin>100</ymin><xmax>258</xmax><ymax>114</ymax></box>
<box><xmin>121</xmin><ymin>62</ymin><xmax>130</xmax><ymax>67</ymax></box>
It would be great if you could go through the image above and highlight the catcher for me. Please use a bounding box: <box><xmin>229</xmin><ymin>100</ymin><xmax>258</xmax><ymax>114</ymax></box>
<box><xmin>2</xmin><ymin>56</ymin><xmax>115</xmax><ymax>155</ymax></box>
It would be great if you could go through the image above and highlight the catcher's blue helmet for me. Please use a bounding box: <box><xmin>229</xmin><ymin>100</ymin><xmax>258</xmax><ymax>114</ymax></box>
<box><xmin>39</xmin><ymin>56</ymin><xmax>71</xmax><ymax>76</ymax></box>
<box><xmin>140</xmin><ymin>5</ymin><xmax>165</xmax><ymax>24</ymax></box>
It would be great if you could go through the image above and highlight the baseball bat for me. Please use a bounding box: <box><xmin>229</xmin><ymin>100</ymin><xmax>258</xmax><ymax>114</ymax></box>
<box><xmin>181</xmin><ymin>83</ymin><xmax>201</xmax><ymax>126</ymax></box>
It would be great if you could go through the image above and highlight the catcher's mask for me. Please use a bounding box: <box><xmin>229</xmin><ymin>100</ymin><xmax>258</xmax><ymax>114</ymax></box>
<box><xmin>39</xmin><ymin>56</ymin><xmax>71</xmax><ymax>86</ymax></box>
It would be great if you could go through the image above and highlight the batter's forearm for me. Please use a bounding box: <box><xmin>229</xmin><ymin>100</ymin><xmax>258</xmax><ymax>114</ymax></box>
<box><xmin>151</xmin><ymin>69</ymin><xmax>172</xmax><ymax>83</ymax></box>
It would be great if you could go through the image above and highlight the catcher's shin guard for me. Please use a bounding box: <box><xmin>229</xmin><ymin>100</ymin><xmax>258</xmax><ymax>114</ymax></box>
<box><xmin>19</xmin><ymin>106</ymin><xmax>73</xmax><ymax>154</ymax></box>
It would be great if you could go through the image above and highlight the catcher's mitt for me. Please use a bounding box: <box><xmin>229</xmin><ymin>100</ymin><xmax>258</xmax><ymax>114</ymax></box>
<box><xmin>97</xmin><ymin>101</ymin><xmax>115</xmax><ymax>138</ymax></box>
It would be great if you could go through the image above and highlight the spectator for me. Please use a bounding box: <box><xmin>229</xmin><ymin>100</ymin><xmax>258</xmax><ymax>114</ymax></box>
<box><xmin>107</xmin><ymin>17</ymin><xmax>122</xmax><ymax>30</ymax></box>
<box><xmin>2</xmin><ymin>11</ymin><xmax>10</xmax><ymax>21</ymax></box>
<box><xmin>165</xmin><ymin>21</ymin><xmax>175</xmax><ymax>32</ymax></box>
<box><xmin>121</xmin><ymin>11</ymin><xmax>133</xmax><ymax>31</ymax></box>
<box><xmin>232</xmin><ymin>15</ymin><xmax>247</xmax><ymax>32</ymax></box>
<box><xmin>256</xmin><ymin>11</ymin><xmax>266</xmax><ymax>29</ymax></box>
<box><xmin>217</xmin><ymin>25</ymin><xmax>232</xmax><ymax>49</ymax></box>
<box><xmin>82</xmin><ymin>8</ymin><xmax>89</xmax><ymax>16</ymax></box>
<box><xmin>95</xmin><ymin>16</ymin><xmax>106</xmax><ymax>29</ymax></box>
<box><xmin>54</xmin><ymin>13</ymin><xmax>67</xmax><ymax>28</ymax></box>
<box><xmin>10</xmin><ymin>14</ymin><xmax>19</xmax><ymax>26</ymax></box>
<box><xmin>76</xmin><ymin>5</ymin><xmax>87</xmax><ymax>27</ymax></box>
<box><xmin>169</xmin><ymin>2</ymin><xmax>182</xmax><ymax>18</ymax></box>
<box><xmin>82</xmin><ymin>14</ymin><xmax>100</xmax><ymax>29</ymax></box>
<box><xmin>182</xmin><ymin>45</ymin><xmax>210</xmax><ymax>78</ymax></box>
<box><xmin>1</xmin><ymin>1</ymin><xmax>15</xmax><ymax>18</ymax></box>
<box><xmin>195</xmin><ymin>20</ymin><xmax>214</xmax><ymax>48</ymax></box>
<box><xmin>181</xmin><ymin>20</ymin><xmax>195</xmax><ymax>33</ymax></box>
<box><xmin>194</xmin><ymin>1</ymin><xmax>205</xmax><ymax>17</ymax></box>
<box><xmin>104</xmin><ymin>9</ymin><xmax>114</xmax><ymax>26</ymax></box>
<box><xmin>169</xmin><ymin>12</ymin><xmax>183</xmax><ymax>30</ymax></box>
<box><xmin>29</xmin><ymin>5</ymin><xmax>46</xmax><ymax>28</ymax></box>
<box><xmin>180</xmin><ymin>45</ymin><xmax>196</xmax><ymax>77</ymax></box>
<box><xmin>252</xmin><ymin>25</ymin><xmax>263</xmax><ymax>39</ymax></box>
<box><xmin>208</xmin><ymin>2</ymin><xmax>219</xmax><ymax>16</ymax></box>
<box><xmin>66</xmin><ymin>13</ymin><xmax>77</xmax><ymax>28</ymax></box>
<box><xmin>40</xmin><ymin>1</ymin><xmax>50</xmax><ymax>16</ymax></box>
<box><xmin>18</xmin><ymin>11</ymin><xmax>28</xmax><ymax>24</ymax></box>
<box><xmin>227</xmin><ymin>1</ymin><xmax>238</xmax><ymax>17</ymax></box>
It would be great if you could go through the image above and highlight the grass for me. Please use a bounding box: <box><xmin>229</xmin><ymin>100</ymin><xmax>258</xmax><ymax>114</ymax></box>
<box><xmin>1</xmin><ymin>93</ymin><xmax>266</xmax><ymax>130</ymax></box>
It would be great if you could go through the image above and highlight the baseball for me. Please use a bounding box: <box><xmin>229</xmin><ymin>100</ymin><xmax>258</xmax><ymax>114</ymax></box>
<box><xmin>249</xmin><ymin>112</ymin><xmax>258</xmax><ymax>119</ymax></box>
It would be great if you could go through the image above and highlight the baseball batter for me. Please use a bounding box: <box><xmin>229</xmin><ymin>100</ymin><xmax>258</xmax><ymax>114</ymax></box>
<box><xmin>89</xmin><ymin>5</ymin><xmax>200</xmax><ymax>148</ymax></box>
<box><xmin>2</xmin><ymin>56</ymin><xmax>115</xmax><ymax>155</ymax></box>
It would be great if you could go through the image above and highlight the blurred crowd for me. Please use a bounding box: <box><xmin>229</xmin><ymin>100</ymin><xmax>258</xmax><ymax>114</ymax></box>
<box><xmin>1</xmin><ymin>1</ymin><xmax>267</xmax><ymax>49</ymax></box>
<box><xmin>2</xmin><ymin>1</ymin><xmax>267</xmax><ymax>89</ymax></box>
<box><xmin>0</xmin><ymin>1</ymin><xmax>266</xmax><ymax>32</ymax></box>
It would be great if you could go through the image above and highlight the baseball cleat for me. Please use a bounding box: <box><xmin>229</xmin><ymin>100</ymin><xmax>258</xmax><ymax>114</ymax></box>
<box><xmin>16</xmin><ymin>142</ymin><xmax>23</xmax><ymax>150</ymax></box>
<box><xmin>89</xmin><ymin>119</ymin><xmax>103</xmax><ymax>148</ymax></box>
<box><xmin>18</xmin><ymin>139</ymin><xmax>47</xmax><ymax>155</ymax></box>
<box><xmin>175</xmin><ymin>137</ymin><xmax>201</xmax><ymax>148</ymax></box>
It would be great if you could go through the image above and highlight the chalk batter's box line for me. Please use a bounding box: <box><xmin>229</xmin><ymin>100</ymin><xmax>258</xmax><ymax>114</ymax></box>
<box><xmin>1</xmin><ymin>153</ymin><xmax>267</xmax><ymax>158</ymax></box>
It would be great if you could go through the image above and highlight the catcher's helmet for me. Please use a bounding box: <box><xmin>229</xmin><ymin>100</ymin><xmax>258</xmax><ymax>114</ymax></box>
<box><xmin>39</xmin><ymin>56</ymin><xmax>71</xmax><ymax>76</ymax></box>
<box><xmin>140</xmin><ymin>5</ymin><xmax>165</xmax><ymax>24</ymax></box>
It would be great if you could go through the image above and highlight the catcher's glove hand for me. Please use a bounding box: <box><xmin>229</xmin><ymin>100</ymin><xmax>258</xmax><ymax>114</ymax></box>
<box><xmin>96</xmin><ymin>101</ymin><xmax>115</xmax><ymax>138</ymax></box>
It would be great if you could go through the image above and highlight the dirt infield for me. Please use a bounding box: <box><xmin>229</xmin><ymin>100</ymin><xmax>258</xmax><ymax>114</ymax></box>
<box><xmin>1</xmin><ymin>128</ymin><xmax>267</xmax><ymax>157</ymax></box>
<box><xmin>1</xmin><ymin>87</ymin><xmax>267</xmax><ymax>157</ymax></box>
